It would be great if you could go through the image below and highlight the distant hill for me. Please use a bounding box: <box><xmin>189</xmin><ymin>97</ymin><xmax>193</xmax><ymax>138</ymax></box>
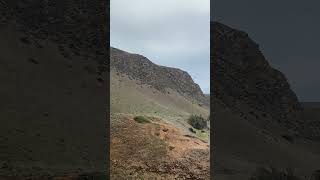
<box><xmin>110</xmin><ymin>47</ymin><xmax>209</xmax><ymax>121</ymax></box>
<box><xmin>301</xmin><ymin>102</ymin><xmax>320</xmax><ymax>108</ymax></box>
<box><xmin>212</xmin><ymin>21</ymin><xmax>305</xmax><ymax>136</ymax></box>
<box><xmin>110</xmin><ymin>47</ymin><xmax>208</xmax><ymax>107</ymax></box>
<box><xmin>212</xmin><ymin>21</ymin><xmax>320</xmax><ymax>180</ymax></box>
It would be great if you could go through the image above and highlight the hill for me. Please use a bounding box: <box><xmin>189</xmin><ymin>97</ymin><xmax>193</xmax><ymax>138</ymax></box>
<box><xmin>110</xmin><ymin>47</ymin><xmax>210</xmax><ymax>179</ymax></box>
<box><xmin>110</xmin><ymin>47</ymin><xmax>209</xmax><ymax>120</ymax></box>
<box><xmin>111</xmin><ymin>47</ymin><xmax>209</xmax><ymax>107</ymax></box>
<box><xmin>0</xmin><ymin>0</ymin><xmax>108</xmax><ymax>178</ymax></box>
<box><xmin>212</xmin><ymin>21</ymin><xmax>320</xmax><ymax>180</ymax></box>
<box><xmin>212</xmin><ymin>22</ymin><xmax>303</xmax><ymax>135</ymax></box>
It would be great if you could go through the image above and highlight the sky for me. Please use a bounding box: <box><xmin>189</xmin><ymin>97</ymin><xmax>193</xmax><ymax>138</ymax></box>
<box><xmin>111</xmin><ymin>0</ymin><xmax>210</xmax><ymax>94</ymax></box>
<box><xmin>212</xmin><ymin>0</ymin><xmax>320</xmax><ymax>102</ymax></box>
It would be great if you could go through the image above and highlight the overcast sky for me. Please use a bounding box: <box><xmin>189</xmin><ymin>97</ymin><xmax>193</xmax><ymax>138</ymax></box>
<box><xmin>111</xmin><ymin>0</ymin><xmax>210</xmax><ymax>94</ymax></box>
<box><xmin>212</xmin><ymin>0</ymin><xmax>320</xmax><ymax>102</ymax></box>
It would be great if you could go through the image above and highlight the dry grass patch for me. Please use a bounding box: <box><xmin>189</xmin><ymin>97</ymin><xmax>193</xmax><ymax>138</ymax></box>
<box><xmin>134</xmin><ymin>116</ymin><xmax>151</xmax><ymax>124</ymax></box>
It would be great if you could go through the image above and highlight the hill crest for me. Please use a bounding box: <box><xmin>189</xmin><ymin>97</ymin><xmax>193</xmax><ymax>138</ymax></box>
<box><xmin>110</xmin><ymin>47</ymin><xmax>208</xmax><ymax>107</ymax></box>
<box><xmin>212</xmin><ymin>21</ymin><xmax>304</xmax><ymax>135</ymax></box>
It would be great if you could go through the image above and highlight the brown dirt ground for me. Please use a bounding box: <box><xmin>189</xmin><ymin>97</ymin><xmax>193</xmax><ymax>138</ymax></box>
<box><xmin>110</xmin><ymin>113</ymin><xmax>210</xmax><ymax>180</ymax></box>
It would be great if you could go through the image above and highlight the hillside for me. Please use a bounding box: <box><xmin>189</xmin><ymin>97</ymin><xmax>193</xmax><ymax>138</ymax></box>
<box><xmin>212</xmin><ymin>22</ymin><xmax>304</xmax><ymax>135</ymax></box>
<box><xmin>110</xmin><ymin>47</ymin><xmax>210</xmax><ymax>179</ymax></box>
<box><xmin>111</xmin><ymin>47</ymin><xmax>209</xmax><ymax>107</ymax></box>
<box><xmin>212</xmin><ymin>22</ymin><xmax>320</xmax><ymax>179</ymax></box>
<box><xmin>110</xmin><ymin>47</ymin><xmax>209</xmax><ymax>119</ymax></box>
<box><xmin>0</xmin><ymin>0</ymin><xmax>108</xmax><ymax>178</ymax></box>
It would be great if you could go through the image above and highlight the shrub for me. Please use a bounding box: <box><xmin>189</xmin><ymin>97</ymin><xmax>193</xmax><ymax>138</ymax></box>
<box><xmin>250</xmin><ymin>167</ymin><xmax>301</xmax><ymax>180</ymax></box>
<box><xmin>188</xmin><ymin>114</ymin><xmax>207</xmax><ymax>130</ymax></box>
<box><xmin>134</xmin><ymin>116</ymin><xmax>150</xmax><ymax>124</ymax></box>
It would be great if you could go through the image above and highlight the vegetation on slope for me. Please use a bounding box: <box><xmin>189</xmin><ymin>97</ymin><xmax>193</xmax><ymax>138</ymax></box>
<box><xmin>134</xmin><ymin>116</ymin><xmax>150</xmax><ymax>124</ymax></box>
<box><xmin>188</xmin><ymin>114</ymin><xmax>208</xmax><ymax>130</ymax></box>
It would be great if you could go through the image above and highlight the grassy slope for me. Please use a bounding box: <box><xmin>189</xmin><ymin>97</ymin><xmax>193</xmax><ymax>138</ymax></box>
<box><xmin>110</xmin><ymin>66</ymin><xmax>210</xmax><ymax>179</ymax></box>
<box><xmin>213</xmin><ymin>102</ymin><xmax>320</xmax><ymax>180</ymax></box>
<box><xmin>111</xmin><ymin>69</ymin><xmax>209</xmax><ymax>131</ymax></box>
<box><xmin>0</xmin><ymin>25</ymin><xmax>106</xmax><ymax>175</ymax></box>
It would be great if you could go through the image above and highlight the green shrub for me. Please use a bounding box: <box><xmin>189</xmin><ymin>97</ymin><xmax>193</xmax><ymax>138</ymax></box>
<box><xmin>250</xmin><ymin>167</ymin><xmax>301</xmax><ymax>180</ymax></box>
<box><xmin>134</xmin><ymin>116</ymin><xmax>150</xmax><ymax>123</ymax></box>
<box><xmin>188</xmin><ymin>114</ymin><xmax>207</xmax><ymax>130</ymax></box>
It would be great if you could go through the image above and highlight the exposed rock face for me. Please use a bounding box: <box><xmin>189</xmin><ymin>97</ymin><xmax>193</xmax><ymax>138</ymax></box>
<box><xmin>211</xmin><ymin>22</ymin><xmax>303</xmax><ymax>133</ymax></box>
<box><xmin>110</xmin><ymin>47</ymin><xmax>208</xmax><ymax>106</ymax></box>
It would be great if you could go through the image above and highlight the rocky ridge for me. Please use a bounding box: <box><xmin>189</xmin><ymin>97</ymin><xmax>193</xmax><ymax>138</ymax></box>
<box><xmin>110</xmin><ymin>47</ymin><xmax>208</xmax><ymax>106</ymax></box>
<box><xmin>211</xmin><ymin>22</ymin><xmax>308</xmax><ymax>136</ymax></box>
<box><xmin>0</xmin><ymin>0</ymin><xmax>108</xmax><ymax>74</ymax></box>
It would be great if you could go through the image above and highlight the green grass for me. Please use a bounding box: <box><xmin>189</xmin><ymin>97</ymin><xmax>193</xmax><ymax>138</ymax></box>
<box><xmin>134</xmin><ymin>116</ymin><xmax>151</xmax><ymax>124</ymax></box>
<box><xmin>195</xmin><ymin>129</ymin><xmax>209</xmax><ymax>142</ymax></box>
<box><xmin>110</xmin><ymin>71</ymin><xmax>209</xmax><ymax>121</ymax></box>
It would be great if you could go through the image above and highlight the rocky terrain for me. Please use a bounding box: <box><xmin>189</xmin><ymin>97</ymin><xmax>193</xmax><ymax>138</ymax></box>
<box><xmin>1</xmin><ymin>0</ymin><xmax>107</xmax><ymax>66</ymax></box>
<box><xmin>212</xmin><ymin>21</ymin><xmax>308</xmax><ymax>136</ymax></box>
<box><xmin>0</xmin><ymin>0</ymin><xmax>108</xmax><ymax>178</ymax></box>
<box><xmin>212</xmin><ymin>21</ymin><xmax>320</xmax><ymax>180</ymax></box>
<box><xmin>110</xmin><ymin>47</ymin><xmax>210</xmax><ymax>179</ymax></box>
<box><xmin>111</xmin><ymin>47</ymin><xmax>208</xmax><ymax>107</ymax></box>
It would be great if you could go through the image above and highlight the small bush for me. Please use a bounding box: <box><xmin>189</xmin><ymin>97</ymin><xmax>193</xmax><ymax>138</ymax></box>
<box><xmin>134</xmin><ymin>116</ymin><xmax>150</xmax><ymax>123</ymax></box>
<box><xmin>188</xmin><ymin>114</ymin><xmax>207</xmax><ymax>130</ymax></box>
<box><xmin>250</xmin><ymin>167</ymin><xmax>301</xmax><ymax>180</ymax></box>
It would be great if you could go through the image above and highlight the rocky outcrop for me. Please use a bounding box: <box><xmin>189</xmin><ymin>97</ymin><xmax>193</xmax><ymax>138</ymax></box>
<box><xmin>211</xmin><ymin>22</ymin><xmax>304</xmax><ymax>133</ymax></box>
<box><xmin>110</xmin><ymin>47</ymin><xmax>208</xmax><ymax>106</ymax></box>
<box><xmin>0</xmin><ymin>0</ymin><xmax>108</xmax><ymax>73</ymax></box>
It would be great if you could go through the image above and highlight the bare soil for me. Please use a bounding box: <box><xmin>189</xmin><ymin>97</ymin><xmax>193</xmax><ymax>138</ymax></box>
<box><xmin>110</xmin><ymin>113</ymin><xmax>210</xmax><ymax>179</ymax></box>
